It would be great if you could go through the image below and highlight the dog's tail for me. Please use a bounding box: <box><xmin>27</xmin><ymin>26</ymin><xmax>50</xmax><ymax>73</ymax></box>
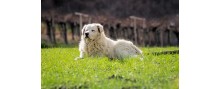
<box><xmin>131</xmin><ymin>44</ymin><xmax>142</xmax><ymax>55</ymax></box>
<box><xmin>130</xmin><ymin>44</ymin><xmax>144</xmax><ymax>60</ymax></box>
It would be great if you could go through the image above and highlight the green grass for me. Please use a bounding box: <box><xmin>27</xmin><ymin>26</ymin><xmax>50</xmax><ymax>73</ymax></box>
<box><xmin>41</xmin><ymin>47</ymin><xmax>179</xmax><ymax>89</ymax></box>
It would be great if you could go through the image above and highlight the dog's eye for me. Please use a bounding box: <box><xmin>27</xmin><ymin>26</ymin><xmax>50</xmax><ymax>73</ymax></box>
<box><xmin>91</xmin><ymin>30</ymin><xmax>95</xmax><ymax>32</ymax></box>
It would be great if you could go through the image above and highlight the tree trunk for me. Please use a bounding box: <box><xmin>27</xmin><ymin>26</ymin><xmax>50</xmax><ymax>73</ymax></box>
<box><xmin>46</xmin><ymin>19</ymin><xmax>52</xmax><ymax>43</ymax></box>
<box><xmin>60</xmin><ymin>22</ymin><xmax>68</xmax><ymax>44</ymax></box>
<box><xmin>51</xmin><ymin>19</ymin><xmax>56</xmax><ymax>44</ymax></box>
<box><xmin>70</xmin><ymin>22</ymin><xmax>75</xmax><ymax>40</ymax></box>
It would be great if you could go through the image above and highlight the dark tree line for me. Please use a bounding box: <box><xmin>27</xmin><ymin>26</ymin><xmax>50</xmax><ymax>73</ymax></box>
<box><xmin>42</xmin><ymin>0</ymin><xmax>178</xmax><ymax>19</ymax></box>
<box><xmin>41</xmin><ymin>0</ymin><xmax>179</xmax><ymax>47</ymax></box>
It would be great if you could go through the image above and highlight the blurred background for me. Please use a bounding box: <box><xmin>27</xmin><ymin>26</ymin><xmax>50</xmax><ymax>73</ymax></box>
<box><xmin>41</xmin><ymin>0</ymin><xmax>179</xmax><ymax>48</ymax></box>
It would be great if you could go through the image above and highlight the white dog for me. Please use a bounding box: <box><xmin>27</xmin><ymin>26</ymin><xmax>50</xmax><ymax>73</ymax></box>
<box><xmin>75</xmin><ymin>23</ymin><xmax>143</xmax><ymax>60</ymax></box>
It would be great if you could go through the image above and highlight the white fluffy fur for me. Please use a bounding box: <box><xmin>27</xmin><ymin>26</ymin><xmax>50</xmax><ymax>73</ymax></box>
<box><xmin>75</xmin><ymin>23</ymin><xmax>143</xmax><ymax>60</ymax></box>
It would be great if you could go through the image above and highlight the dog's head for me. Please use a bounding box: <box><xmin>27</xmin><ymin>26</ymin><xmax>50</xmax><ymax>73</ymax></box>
<box><xmin>82</xmin><ymin>23</ymin><xmax>104</xmax><ymax>40</ymax></box>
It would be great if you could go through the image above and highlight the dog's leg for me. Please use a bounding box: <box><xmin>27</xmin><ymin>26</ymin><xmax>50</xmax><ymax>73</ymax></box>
<box><xmin>79</xmin><ymin>51</ymin><xmax>84</xmax><ymax>58</ymax></box>
<box><xmin>75</xmin><ymin>51</ymin><xmax>84</xmax><ymax>60</ymax></box>
<box><xmin>75</xmin><ymin>40</ymin><xmax>86</xmax><ymax>60</ymax></box>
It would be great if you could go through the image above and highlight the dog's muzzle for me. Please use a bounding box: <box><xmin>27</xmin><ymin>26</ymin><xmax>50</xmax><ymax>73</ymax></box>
<box><xmin>85</xmin><ymin>33</ymin><xmax>89</xmax><ymax>38</ymax></box>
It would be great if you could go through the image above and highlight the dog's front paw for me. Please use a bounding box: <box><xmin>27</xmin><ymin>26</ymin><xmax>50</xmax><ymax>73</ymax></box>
<box><xmin>74</xmin><ymin>57</ymin><xmax>83</xmax><ymax>60</ymax></box>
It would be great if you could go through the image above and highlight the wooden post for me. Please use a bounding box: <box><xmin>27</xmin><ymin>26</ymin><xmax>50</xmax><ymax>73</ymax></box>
<box><xmin>79</xmin><ymin>15</ymin><xmax>82</xmax><ymax>31</ymax></box>
<box><xmin>130</xmin><ymin>16</ymin><xmax>146</xmax><ymax>45</ymax></box>
<box><xmin>75</xmin><ymin>12</ymin><xmax>89</xmax><ymax>33</ymax></box>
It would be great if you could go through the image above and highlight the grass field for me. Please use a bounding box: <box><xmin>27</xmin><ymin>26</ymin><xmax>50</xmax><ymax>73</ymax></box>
<box><xmin>41</xmin><ymin>47</ymin><xmax>179</xmax><ymax>89</ymax></box>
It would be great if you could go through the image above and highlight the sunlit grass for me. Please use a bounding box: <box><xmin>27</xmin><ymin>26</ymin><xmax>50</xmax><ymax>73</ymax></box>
<box><xmin>41</xmin><ymin>47</ymin><xmax>179</xmax><ymax>89</ymax></box>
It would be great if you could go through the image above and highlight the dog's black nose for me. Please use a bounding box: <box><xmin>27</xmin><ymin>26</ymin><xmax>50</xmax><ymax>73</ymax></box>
<box><xmin>85</xmin><ymin>33</ymin><xmax>89</xmax><ymax>37</ymax></box>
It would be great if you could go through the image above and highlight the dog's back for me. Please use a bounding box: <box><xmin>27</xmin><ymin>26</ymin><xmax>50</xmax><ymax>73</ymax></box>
<box><xmin>113</xmin><ymin>39</ymin><xmax>142</xmax><ymax>59</ymax></box>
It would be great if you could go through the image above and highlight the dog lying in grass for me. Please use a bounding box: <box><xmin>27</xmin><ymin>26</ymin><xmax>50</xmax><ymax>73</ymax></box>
<box><xmin>75</xmin><ymin>23</ymin><xmax>143</xmax><ymax>60</ymax></box>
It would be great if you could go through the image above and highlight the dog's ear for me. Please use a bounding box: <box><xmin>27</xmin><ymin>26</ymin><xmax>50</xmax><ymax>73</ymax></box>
<box><xmin>96</xmin><ymin>24</ymin><xmax>104</xmax><ymax>33</ymax></box>
<box><xmin>81</xmin><ymin>24</ymin><xmax>87</xmax><ymax>35</ymax></box>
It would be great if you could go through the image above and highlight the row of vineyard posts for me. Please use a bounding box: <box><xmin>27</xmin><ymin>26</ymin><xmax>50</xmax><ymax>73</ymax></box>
<box><xmin>41</xmin><ymin>13</ymin><xmax>179</xmax><ymax>47</ymax></box>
